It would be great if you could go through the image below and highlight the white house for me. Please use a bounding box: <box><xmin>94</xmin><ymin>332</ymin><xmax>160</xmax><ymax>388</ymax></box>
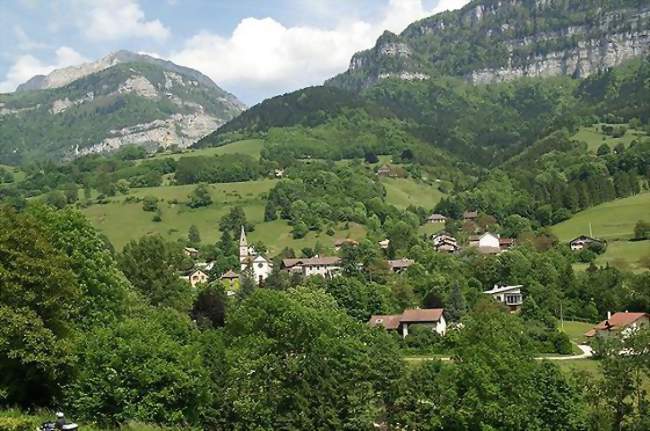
<box><xmin>483</xmin><ymin>284</ymin><xmax>523</xmax><ymax>312</ymax></box>
<box><xmin>282</xmin><ymin>256</ymin><xmax>341</xmax><ymax>278</ymax></box>
<box><xmin>369</xmin><ymin>308</ymin><xmax>447</xmax><ymax>338</ymax></box>
<box><xmin>240</xmin><ymin>226</ymin><xmax>273</xmax><ymax>285</ymax></box>
<box><xmin>427</xmin><ymin>213</ymin><xmax>447</xmax><ymax>224</ymax></box>
<box><xmin>469</xmin><ymin>232</ymin><xmax>500</xmax><ymax>249</ymax></box>
<box><xmin>569</xmin><ymin>235</ymin><xmax>604</xmax><ymax>251</ymax></box>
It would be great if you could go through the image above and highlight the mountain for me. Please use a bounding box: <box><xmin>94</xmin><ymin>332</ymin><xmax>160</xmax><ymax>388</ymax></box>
<box><xmin>326</xmin><ymin>0</ymin><xmax>650</xmax><ymax>92</ymax></box>
<box><xmin>0</xmin><ymin>51</ymin><xmax>245</xmax><ymax>164</ymax></box>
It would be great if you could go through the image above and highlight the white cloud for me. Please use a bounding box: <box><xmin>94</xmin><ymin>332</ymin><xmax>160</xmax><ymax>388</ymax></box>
<box><xmin>80</xmin><ymin>0</ymin><xmax>170</xmax><ymax>42</ymax></box>
<box><xmin>170</xmin><ymin>0</ymin><xmax>470</xmax><ymax>104</ymax></box>
<box><xmin>432</xmin><ymin>0</ymin><xmax>471</xmax><ymax>14</ymax></box>
<box><xmin>0</xmin><ymin>47</ymin><xmax>88</xmax><ymax>92</ymax></box>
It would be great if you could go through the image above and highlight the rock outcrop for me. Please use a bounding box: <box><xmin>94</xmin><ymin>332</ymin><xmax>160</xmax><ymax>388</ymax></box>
<box><xmin>327</xmin><ymin>0</ymin><xmax>650</xmax><ymax>91</ymax></box>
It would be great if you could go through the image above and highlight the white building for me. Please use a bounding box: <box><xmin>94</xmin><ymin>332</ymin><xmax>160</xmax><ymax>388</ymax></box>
<box><xmin>282</xmin><ymin>256</ymin><xmax>341</xmax><ymax>278</ymax></box>
<box><xmin>483</xmin><ymin>284</ymin><xmax>523</xmax><ymax>312</ymax></box>
<box><xmin>240</xmin><ymin>226</ymin><xmax>273</xmax><ymax>285</ymax></box>
<box><xmin>181</xmin><ymin>268</ymin><xmax>209</xmax><ymax>288</ymax></box>
<box><xmin>369</xmin><ymin>308</ymin><xmax>447</xmax><ymax>338</ymax></box>
<box><xmin>469</xmin><ymin>232</ymin><xmax>500</xmax><ymax>249</ymax></box>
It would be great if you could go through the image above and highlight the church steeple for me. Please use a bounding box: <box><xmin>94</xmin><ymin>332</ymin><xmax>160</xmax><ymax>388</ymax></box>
<box><xmin>239</xmin><ymin>226</ymin><xmax>249</xmax><ymax>263</ymax></box>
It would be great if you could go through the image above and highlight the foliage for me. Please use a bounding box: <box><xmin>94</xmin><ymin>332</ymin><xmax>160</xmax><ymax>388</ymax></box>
<box><xmin>187</xmin><ymin>183</ymin><xmax>212</xmax><ymax>208</ymax></box>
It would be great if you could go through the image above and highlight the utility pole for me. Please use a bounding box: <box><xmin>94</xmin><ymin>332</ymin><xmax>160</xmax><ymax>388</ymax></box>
<box><xmin>560</xmin><ymin>301</ymin><xmax>564</xmax><ymax>331</ymax></box>
<box><xmin>589</xmin><ymin>222</ymin><xmax>593</xmax><ymax>238</ymax></box>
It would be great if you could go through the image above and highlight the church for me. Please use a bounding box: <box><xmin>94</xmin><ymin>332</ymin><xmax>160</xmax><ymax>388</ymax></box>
<box><xmin>239</xmin><ymin>226</ymin><xmax>273</xmax><ymax>285</ymax></box>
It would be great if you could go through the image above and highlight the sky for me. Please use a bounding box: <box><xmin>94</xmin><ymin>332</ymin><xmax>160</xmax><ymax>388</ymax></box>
<box><xmin>0</xmin><ymin>0</ymin><xmax>471</xmax><ymax>105</ymax></box>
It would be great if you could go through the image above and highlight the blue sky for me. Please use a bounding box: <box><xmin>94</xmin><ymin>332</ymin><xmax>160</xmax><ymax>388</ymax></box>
<box><xmin>0</xmin><ymin>0</ymin><xmax>470</xmax><ymax>104</ymax></box>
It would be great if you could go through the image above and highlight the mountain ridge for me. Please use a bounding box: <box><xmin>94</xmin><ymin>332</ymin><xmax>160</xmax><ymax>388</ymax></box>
<box><xmin>326</xmin><ymin>0</ymin><xmax>650</xmax><ymax>92</ymax></box>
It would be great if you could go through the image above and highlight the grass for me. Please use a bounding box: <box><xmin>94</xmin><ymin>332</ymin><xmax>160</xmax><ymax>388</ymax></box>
<box><xmin>558</xmin><ymin>320</ymin><xmax>594</xmax><ymax>344</ymax></box>
<box><xmin>145</xmin><ymin>139</ymin><xmax>264</xmax><ymax>162</ymax></box>
<box><xmin>418</xmin><ymin>222</ymin><xmax>446</xmax><ymax>237</ymax></box>
<box><xmin>572</xmin><ymin>124</ymin><xmax>646</xmax><ymax>153</ymax></box>
<box><xmin>551</xmin><ymin>193</ymin><xmax>650</xmax><ymax>242</ymax></box>
<box><xmin>551</xmin><ymin>193</ymin><xmax>650</xmax><ymax>272</ymax></box>
<box><xmin>82</xmin><ymin>180</ymin><xmax>276</xmax><ymax>249</ymax></box>
<box><xmin>0</xmin><ymin>163</ymin><xmax>26</xmax><ymax>182</ymax></box>
<box><xmin>381</xmin><ymin>178</ymin><xmax>445</xmax><ymax>210</ymax></box>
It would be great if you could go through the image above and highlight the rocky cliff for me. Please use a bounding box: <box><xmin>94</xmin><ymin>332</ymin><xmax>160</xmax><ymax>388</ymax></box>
<box><xmin>0</xmin><ymin>51</ymin><xmax>245</xmax><ymax>164</ymax></box>
<box><xmin>326</xmin><ymin>0</ymin><xmax>650</xmax><ymax>91</ymax></box>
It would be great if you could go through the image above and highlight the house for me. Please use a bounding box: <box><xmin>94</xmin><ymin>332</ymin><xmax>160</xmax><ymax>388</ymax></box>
<box><xmin>220</xmin><ymin>270</ymin><xmax>239</xmax><ymax>288</ymax></box>
<box><xmin>432</xmin><ymin>233</ymin><xmax>459</xmax><ymax>253</ymax></box>
<box><xmin>426</xmin><ymin>213</ymin><xmax>447</xmax><ymax>224</ymax></box>
<box><xmin>378</xmin><ymin>239</ymin><xmax>390</xmax><ymax>250</ymax></box>
<box><xmin>387</xmin><ymin>258</ymin><xmax>414</xmax><ymax>273</ymax></box>
<box><xmin>369</xmin><ymin>308</ymin><xmax>447</xmax><ymax>338</ymax></box>
<box><xmin>584</xmin><ymin>312</ymin><xmax>650</xmax><ymax>339</ymax></box>
<box><xmin>196</xmin><ymin>261</ymin><xmax>216</xmax><ymax>272</ymax></box>
<box><xmin>240</xmin><ymin>226</ymin><xmax>273</xmax><ymax>285</ymax></box>
<box><xmin>499</xmin><ymin>237</ymin><xmax>516</xmax><ymax>250</ymax></box>
<box><xmin>334</xmin><ymin>238</ymin><xmax>359</xmax><ymax>251</ymax></box>
<box><xmin>483</xmin><ymin>284</ymin><xmax>524</xmax><ymax>312</ymax></box>
<box><xmin>183</xmin><ymin>247</ymin><xmax>200</xmax><ymax>258</ymax></box>
<box><xmin>569</xmin><ymin>235</ymin><xmax>605</xmax><ymax>251</ymax></box>
<box><xmin>181</xmin><ymin>268</ymin><xmax>209</xmax><ymax>288</ymax></box>
<box><xmin>282</xmin><ymin>256</ymin><xmax>342</xmax><ymax>278</ymax></box>
<box><xmin>274</xmin><ymin>169</ymin><xmax>285</xmax><ymax>178</ymax></box>
<box><xmin>463</xmin><ymin>211</ymin><xmax>478</xmax><ymax>222</ymax></box>
<box><xmin>376</xmin><ymin>164</ymin><xmax>394</xmax><ymax>177</ymax></box>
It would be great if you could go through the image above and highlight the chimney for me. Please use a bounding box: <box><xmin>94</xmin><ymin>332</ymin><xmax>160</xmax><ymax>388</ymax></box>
<box><xmin>607</xmin><ymin>311</ymin><xmax>612</xmax><ymax>319</ymax></box>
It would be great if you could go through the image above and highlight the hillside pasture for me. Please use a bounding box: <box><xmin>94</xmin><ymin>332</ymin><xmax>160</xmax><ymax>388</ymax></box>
<box><xmin>382</xmin><ymin>178</ymin><xmax>445</xmax><ymax>210</ymax></box>
<box><xmin>146</xmin><ymin>139</ymin><xmax>264</xmax><ymax>162</ymax></box>
<box><xmin>572</xmin><ymin>124</ymin><xmax>646</xmax><ymax>153</ymax></box>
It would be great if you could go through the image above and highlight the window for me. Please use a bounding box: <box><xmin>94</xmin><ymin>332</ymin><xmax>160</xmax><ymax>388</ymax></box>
<box><xmin>258</xmin><ymin>263</ymin><xmax>264</xmax><ymax>269</ymax></box>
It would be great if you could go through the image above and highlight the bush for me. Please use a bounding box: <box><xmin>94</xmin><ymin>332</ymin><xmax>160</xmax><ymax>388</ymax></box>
<box><xmin>0</xmin><ymin>416</ymin><xmax>36</xmax><ymax>431</ymax></box>
<box><xmin>142</xmin><ymin>196</ymin><xmax>158</xmax><ymax>212</ymax></box>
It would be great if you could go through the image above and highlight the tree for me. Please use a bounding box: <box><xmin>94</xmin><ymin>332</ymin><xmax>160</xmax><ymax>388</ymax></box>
<box><xmin>119</xmin><ymin>236</ymin><xmax>192</xmax><ymax>311</ymax></box>
<box><xmin>364</xmin><ymin>151</ymin><xmax>379</xmax><ymax>163</ymax></box>
<box><xmin>445</xmin><ymin>283</ymin><xmax>467</xmax><ymax>322</ymax></box>
<box><xmin>633</xmin><ymin>220</ymin><xmax>650</xmax><ymax>240</ymax></box>
<box><xmin>43</xmin><ymin>190</ymin><xmax>67</xmax><ymax>209</ymax></box>
<box><xmin>192</xmin><ymin>284</ymin><xmax>226</xmax><ymax>328</ymax></box>
<box><xmin>188</xmin><ymin>183</ymin><xmax>213</xmax><ymax>208</ymax></box>
<box><xmin>220</xmin><ymin>206</ymin><xmax>252</xmax><ymax>235</ymax></box>
<box><xmin>188</xmin><ymin>224</ymin><xmax>201</xmax><ymax>244</ymax></box>
<box><xmin>142</xmin><ymin>195</ymin><xmax>158</xmax><ymax>212</ymax></box>
<box><xmin>597</xmin><ymin>143</ymin><xmax>611</xmax><ymax>156</ymax></box>
<box><xmin>0</xmin><ymin>208</ymin><xmax>79</xmax><ymax>405</ymax></box>
<box><xmin>67</xmin><ymin>312</ymin><xmax>212</xmax><ymax>426</ymax></box>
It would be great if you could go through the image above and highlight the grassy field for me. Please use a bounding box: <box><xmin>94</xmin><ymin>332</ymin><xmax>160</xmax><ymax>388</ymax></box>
<box><xmin>558</xmin><ymin>320</ymin><xmax>594</xmax><ymax>344</ymax></box>
<box><xmin>0</xmin><ymin>163</ymin><xmax>26</xmax><ymax>182</ymax></box>
<box><xmin>83</xmin><ymin>180</ymin><xmax>276</xmax><ymax>249</ymax></box>
<box><xmin>382</xmin><ymin>178</ymin><xmax>445</xmax><ymax>210</ymax></box>
<box><xmin>551</xmin><ymin>193</ymin><xmax>650</xmax><ymax>271</ymax></box>
<box><xmin>573</xmin><ymin>124</ymin><xmax>647</xmax><ymax>153</ymax></box>
<box><xmin>145</xmin><ymin>139</ymin><xmax>264</xmax><ymax>162</ymax></box>
<box><xmin>552</xmin><ymin>193</ymin><xmax>650</xmax><ymax>242</ymax></box>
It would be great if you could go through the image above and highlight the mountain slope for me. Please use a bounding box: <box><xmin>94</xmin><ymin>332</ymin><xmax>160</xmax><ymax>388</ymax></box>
<box><xmin>327</xmin><ymin>0</ymin><xmax>650</xmax><ymax>92</ymax></box>
<box><xmin>0</xmin><ymin>51</ymin><xmax>245</xmax><ymax>164</ymax></box>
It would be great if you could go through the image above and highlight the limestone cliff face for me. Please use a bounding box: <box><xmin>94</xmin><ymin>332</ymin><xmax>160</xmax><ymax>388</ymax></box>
<box><xmin>0</xmin><ymin>51</ymin><xmax>245</xmax><ymax>163</ymax></box>
<box><xmin>327</xmin><ymin>0</ymin><xmax>650</xmax><ymax>91</ymax></box>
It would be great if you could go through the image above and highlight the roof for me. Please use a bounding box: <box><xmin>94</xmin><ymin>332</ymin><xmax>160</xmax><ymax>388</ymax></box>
<box><xmin>335</xmin><ymin>238</ymin><xmax>359</xmax><ymax>247</ymax></box>
<box><xmin>427</xmin><ymin>213</ymin><xmax>447</xmax><ymax>220</ymax></box>
<box><xmin>585</xmin><ymin>312</ymin><xmax>649</xmax><ymax>336</ymax></box>
<box><xmin>220</xmin><ymin>270</ymin><xmax>239</xmax><ymax>279</ymax></box>
<box><xmin>463</xmin><ymin>211</ymin><xmax>478</xmax><ymax>218</ymax></box>
<box><xmin>570</xmin><ymin>235</ymin><xmax>601</xmax><ymax>244</ymax></box>
<box><xmin>184</xmin><ymin>247</ymin><xmax>199</xmax><ymax>253</ymax></box>
<box><xmin>369</xmin><ymin>315</ymin><xmax>402</xmax><ymax>330</ymax></box>
<box><xmin>282</xmin><ymin>256</ymin><xmax>341</xmax><ymax>268</ymax></box>
<box><xmin>484</xmin><ymin>284</ymin><xmax>523</xmax><ymax>295</ymax></box>
<box><xmin>388</xmin><ymin>258</ymin><xmax>414</xmax><ymax>270</ymax></box>
<box><xmin>499</xmin><ymin>238</ymin><xmax>515</xmax><ymax>245</ymax></box>
<box><xmin>400</xmin><ymin>308</ymin><xmax>444</xmax><ymax>323</ymax></box>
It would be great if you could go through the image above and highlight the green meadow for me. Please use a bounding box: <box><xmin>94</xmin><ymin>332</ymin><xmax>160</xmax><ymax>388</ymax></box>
<box><xmin>146</xmin><ymin>139</ymin><xmax>264</xmax><ymax>162</ymax></box>
<box><xmin>572</xmin><ymin>124</ymin><xmax>647</xmax><ymax>153</ymax></box>
<box><xmin>552</xmin><ymin>193</ymin><xmax>650</xmax><ymax>271</ymax></box>
<box><xmin>382</xmin><ymin>178</ymin><xmax>445</xmax><ymax>210</ymax></box>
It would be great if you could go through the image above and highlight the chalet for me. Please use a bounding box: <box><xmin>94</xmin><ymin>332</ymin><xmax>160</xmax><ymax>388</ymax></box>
<box><xmin>370</xmin><ymin>308</ymin><xmax>447</xmax><ymax>338</ymax></box>
<box><xmin>469</xmin><ymin>232</ymin><xmax>514</xmax><ymax>254</ymax></box>
<box><xmin>378</xmin><ymin>239</ymin><xmax>390</xmax><ymax>250</ymax></box>
<box><xmin>569</xmin><ymin>235</ymin><xmax>605</xmax><ymax>251</ymax></box>
<box><xmin>483</xmin><ymin>284</ymin><xmax>523</xmax><ymax>312</ymax></box>
<box><xmin>181</xmin><ymin>268</ymin><xmax>209</xmax><ymax>288</ymax></box>
<box><xmin>376</xmin><ymin>164</ymin><xmax>395</xmax><ymax>177</ymax></box>
<box><xmin>220</xmin><ymin>270</ymin><xmax>239</xmax><ymax>288</ymax></box>
<box><xmin>240</xmin><ymin>227</ymin><xmax>273</xmax><ymax>285</ymax></box>
<box><xmin>282</xmin><ymin>256</ymin><xmax>342</xmax><ymax>278</ymax></box>
<box><xmin>334</xmin><ymin>238</ymin><xmax>359</xmax><ymax>251</ymax></box>
<box><xmin>426</xmin><ymin>213</ymin><xmax>447</xmax><ymax>224</ymax></box>
<box><xmin>463</xmin><ymin>211</ymin><xmax>478</xmax><ymax>222</ymax></box>
<box><xmin>499</xmin><ymin>237</ymin><xmax>516</xmax><ymax>250</ymax></box>
<box><xmin>585</xmin><ymin>312</ymin><xmax>649</xmax><ymax>339</ymax></box>
<box><xmin>183</xmin><ymin>247</ymin><xmax>200</xmax><ymax>258</ymax></box>
<box><xmin>432</xmin><ymin>233</ymin><xmax>459</xmax><ymax>253</ymax></box>
<box><xmin>387</xmin><ymin>258</ymin><xmax>414</xmax><ymax>273</ymax></box>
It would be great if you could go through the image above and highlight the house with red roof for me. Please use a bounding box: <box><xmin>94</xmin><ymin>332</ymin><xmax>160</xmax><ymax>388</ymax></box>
<box><xmin>369</xmin><ymin>308</ymin><xmax>446</xmax><ymax>338</ymax></box>
<box><xmin>584</xmin><ymin>312</ymin><xmax>649</xmax><ymax>339</ymax></box>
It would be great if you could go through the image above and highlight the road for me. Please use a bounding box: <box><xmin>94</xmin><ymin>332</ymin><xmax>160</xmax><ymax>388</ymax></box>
<box><xmin>404</xmin><ymin>344</ymin><xmax>594</xmax><ymax>362</ymax></box>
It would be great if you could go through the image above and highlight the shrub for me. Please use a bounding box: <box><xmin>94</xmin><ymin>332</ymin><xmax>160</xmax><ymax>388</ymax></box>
<box><xmin>142</xmin><ymin>196</ymin><xmax>158</xmax><ymax>212</ymax></box>
<box><xmin>0</xmin><ymin>416</ymin><xmax>36</xmax><ymax>431</ymax></box>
